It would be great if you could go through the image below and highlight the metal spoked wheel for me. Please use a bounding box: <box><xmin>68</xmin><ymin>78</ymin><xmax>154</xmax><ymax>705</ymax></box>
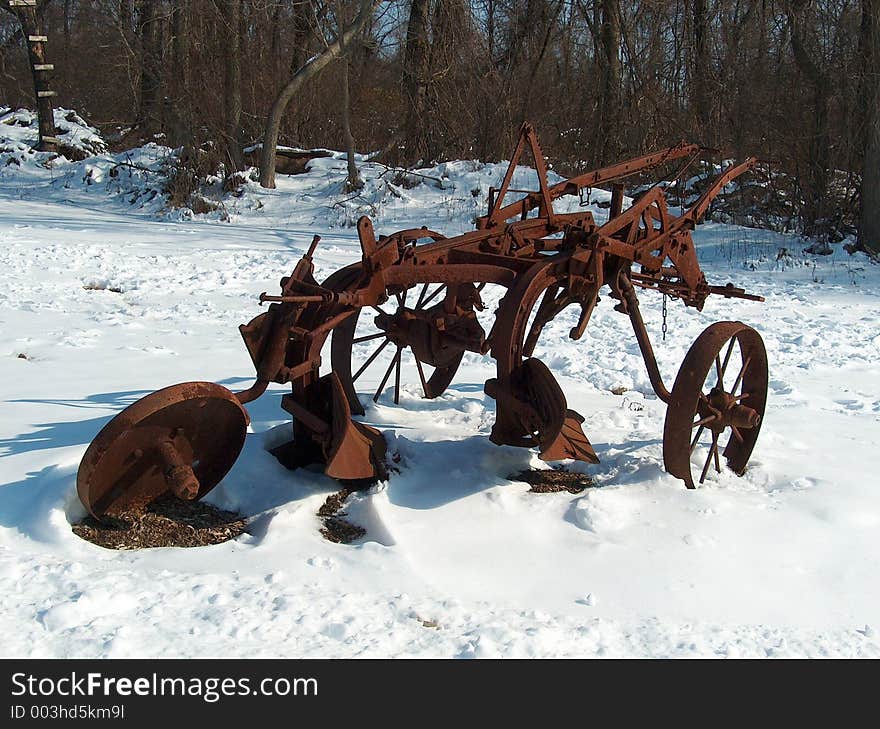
<box><xmin>663</xmin><ymin>321</ymin><xmax>768</xmax><ymax>488</ymax></box>
<box><xmin>331</xmin><ymin>280</ymin><xmax>468</xmax><ymax>414</ymax></box>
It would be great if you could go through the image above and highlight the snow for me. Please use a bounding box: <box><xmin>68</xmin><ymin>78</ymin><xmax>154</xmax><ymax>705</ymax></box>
<box><xmin>1</xmin><ymin>115</ymin><xmax>879</xmax><ymax>658</ymax></box>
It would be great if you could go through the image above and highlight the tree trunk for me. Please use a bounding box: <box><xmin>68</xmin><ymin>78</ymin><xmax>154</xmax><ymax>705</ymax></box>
<box><xmin>431</xmin><ymin>0</ymin><xmax>474</xmax><ymax>154</ymax></box>
<box><xmin>787</xmin><ymin>4</ymin><xmax>832</xmax><ymax>237</ymax></box>
<box><xmin>860</xmin><ymin>0</ymin><xmax>880</xmax><ymax>253</ymax></box>
<box><xmin>259</xmin><ymin>0</ymin><xmax>379</xmax><ymax>189</ymax></box>
<box><xmin>120</xmin><ymin>0</ymin><xmax>134</xmax><ymax>47</ymax></box>
<box><xmin>222</xmin><ymin>0</ymin><xmax>244</xmax><ymax>170</ymax></box>
<box><xmin>475</xmin><ymin>0</ymin><xmax>497</xmax><ymax>161</ymax></box>
<box><xmin>169</xmin><ymin>0</ymin><xmax>192</xmax><ymax>147</ymax></box>
<box><xmin>137</xmin><ymin>0</ymin><xmax>161</xmax><ymax>137</ymax></box>
<box><xmin>692</xmin><ymin>0</ymin><xmax>711</xmax><ymax>139</ymax></box>
<box><xmin>596</xmin><ymin>0</ymin><xmax>621</xmax><ymax>164</ymax></box>
<box><xmin>341</xmin><ymin>59</ymin><xmax>363</xmax><ymax>190</ymax></box>
<box><xmin>401</xmin><ymin>0</ymin><xmax>430</xmax><ymax>165</ymax></box>
<box><xmin>289</xmin><ymin>1</ymin><xmax>313</xmax><ymax>74</ymax></box>
<box><xmin>63</xmin><ymin>0</ymin><xmax>72</xmax><ymax>53</ymax></box>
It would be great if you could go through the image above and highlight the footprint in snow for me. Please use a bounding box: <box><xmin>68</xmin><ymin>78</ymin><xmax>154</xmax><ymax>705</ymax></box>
<box><xmin>769</xmin><ymin>379</ymin><xmax>793</xmax><ymax>395</ymax></box>
<box><xmin>834</xmin><ymin>399</ymin><xmax>865</xmax><ymax>411</ymax></box>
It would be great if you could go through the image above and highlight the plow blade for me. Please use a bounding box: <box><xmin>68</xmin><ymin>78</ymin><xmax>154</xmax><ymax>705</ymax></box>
<box><xmin>539</xmin><ymin>409</ymin><xmax>599</xmax><ymax>463</ymax></box>
<box><xmin>325</xmin><ymin>372</ymin><xmax>387</xmax><ymax>480</ymax></box>
<box><xmin>273</xmin><ymin>372</ymin><xmax>387</xmax><ymax>482</ymax></box>
<box><xmin>485</xmin><ymin>358</ymin><xmax>599</xmax><ymax>465</ymax></box>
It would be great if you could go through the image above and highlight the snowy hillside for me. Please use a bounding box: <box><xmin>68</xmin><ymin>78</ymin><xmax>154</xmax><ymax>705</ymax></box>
<box><xmin>1</xmin><ymin>114</ymin><xmax>879</xmax><ymax>657</ymax></box>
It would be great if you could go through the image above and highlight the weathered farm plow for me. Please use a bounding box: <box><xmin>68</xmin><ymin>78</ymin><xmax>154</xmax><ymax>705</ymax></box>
<box><xmin>77</xmin><ymin>124</ymin><xmax>768</xmax><ymax>519</ymax></box>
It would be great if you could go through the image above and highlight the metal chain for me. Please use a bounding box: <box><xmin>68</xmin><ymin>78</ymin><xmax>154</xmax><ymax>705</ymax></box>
<box><xmin>662</xmin><ymin>294</ymin><xmax>668</xmax><ymax>342</ymax></box>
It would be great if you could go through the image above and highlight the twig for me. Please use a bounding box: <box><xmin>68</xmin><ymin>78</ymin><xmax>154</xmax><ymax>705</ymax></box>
<box><xmin>369</xmin><ymin>162</ymin><xmax>444</xmax><ymax>185</ymax></box>
<box><xmin>330</xmin><ymin>189</ymin><xmax>369</xmax><ymax>209</ymax></box>
<box><xmin>110</xmin><ymin>160</ymin><xmax>161</xmax><ymax>174</ymax></box>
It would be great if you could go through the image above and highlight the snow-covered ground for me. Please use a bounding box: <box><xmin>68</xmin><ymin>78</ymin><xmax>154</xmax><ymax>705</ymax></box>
<box><xmin>1</xmin><ymin>110</ymin><xmax>879</xmax><ymax>657</ymax></box>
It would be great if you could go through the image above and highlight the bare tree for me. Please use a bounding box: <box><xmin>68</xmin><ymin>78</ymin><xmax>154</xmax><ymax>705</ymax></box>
<box><xmin>220</xmin><ymin>0</ymin><xmax>244</xmax><ymax>170</ymax></box>
<box><xmin>401</xmin><ymin>0</ymin><xmax>430</xmax><ymax>165</ymax></box>
<box><xmin>691</xmin><ymin>0</ymin><xmax>711</xmax><ymax>140</ymax></box>
<box><xmin>341</xmin><ymin>57</ymin><xmax>363</xmax><ymax>190</ymax></box>
<box><xmin>861</xmin><ymin>0</ymin><xmax>880</xmax><ymax>253</ymax></box>
<box><xmin>596</xmin><ymin>0</ymin><xmax>621</xmax><ymax>163</ymax></box>
<box><xmin>168</xmin><ymin>0</ymin><xmax>191</xmax><ymax>147</ymax></box>
<box><xmin>136</xmin><ymin>0</ymin><xmax>161</xmax><ymax>137</ymax></box>
<box><xmin>0</xmin><ymin>0</ymin><xmax>869</xmax><ymax>244</ymax></box>
<box><xmin>786</xmin><ymin>1</ymin><xmax>833</xmax><ymax>237</ymax></box>
<box><xmin>258</xmin><ymin>0</ymin><xmax>380</xmax><ymax>189</ymax></box>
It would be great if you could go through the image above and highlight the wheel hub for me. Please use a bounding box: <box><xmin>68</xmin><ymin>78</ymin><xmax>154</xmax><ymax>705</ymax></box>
<box><xmin>701</xmin><ymin>387</ymin><xmax>761</xmax><ymax>432</ymax></box>
<box><xmin>373</xmin><ymin>304</ymin><xmax>483</xmax><ymax>369</ymax></box>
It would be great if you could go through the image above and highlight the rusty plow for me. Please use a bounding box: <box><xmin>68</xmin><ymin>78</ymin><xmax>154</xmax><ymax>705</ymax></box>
<box><xmin>77</xmin><ymin>123</ymin><xmax>768</xmax><ymax>520</ymax></box>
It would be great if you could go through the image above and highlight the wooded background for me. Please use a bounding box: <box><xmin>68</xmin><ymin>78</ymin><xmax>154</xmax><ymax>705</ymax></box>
<box><xmin>1</xmin><ymin>0</ymin><xmax>878</xmax><ymax>249</ymax></box>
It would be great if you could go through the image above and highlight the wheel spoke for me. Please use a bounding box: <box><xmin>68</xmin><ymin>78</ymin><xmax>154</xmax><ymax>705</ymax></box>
<box><xmin>730</xmin><ymin>392</ymin><xmax>750</xmax><ymax>402</ymax></box>
<box><xmin>393</xmin><ymin>347</ymin><xmax>402</xmax><ymax>404</ymax></box>
<box><xmin>718</xmin><ymin>338</ymin><xmax>736</xmax><ymax>388</ymax></box>
<box><xmin>419</xmin><ymin>284</ymin><xmax>446</xmax><ymax>309</ymax></box>
<box><xmin>713</xmin><ymin>441</ymin><xmax>721</xmax><ymax>473</ymax></box>
<box><xmin>714</xmin><ymin>354</ymin><xmax>723</xmax><ymax>389</ymax></box>
<box><xmin>692</xmin><ymin>414</ymin><xmax>717</xmax><ymax>429</ymax></box>
<box><xmin>731</xmin><ymin>355</ymin><xmax>752</xmax><ymax>395</ymax></box>
<box><xmin>730</xmin><ymin>425</ymin><xmax>744</xmax><ymax>443</ymax></box>
<box><xmin>699</xmin><ymin>432</ymin><xmax>719</xmax><ymax>484</ymax></box>
<box><xmin>352</xmin><ymin>331</ymin><xmax>386</xmax><ymax>345</ymax></box>
<box><xmin>353</xmin><ymin>338</ymin><xmax>390</xmax><ymax>382</ymax></box>
<box><xmin>414</xmin><ymin>354</ymin><xmax>429</xmax><ymax>398</ymax></box>
<box><xmin>414</xmin><ymin>282</ymin><xmax>430</xmax><ymax>309</ymax></box>
<box><xmin>371</xmin><ymin>305</ymin><xmax>389</xmax><ymax>317</ymax></box>
<box><xmin>690</xmin><ymin>425</ymin><xmax>705</xmax><ymax>453</ymax></box>
<box><xmin>373</xmin><ymin>348</ymin><xmax>400</xmax><ymax>402</ymax></box>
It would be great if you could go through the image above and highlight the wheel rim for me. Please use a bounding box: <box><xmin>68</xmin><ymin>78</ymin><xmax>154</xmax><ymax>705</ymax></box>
<box><xmin>663</xmin><ymin>322</ymin><xmax>768</xmax><ymax>488</ymax></box>
<box><xmin>491</xmin><ymin>257</ymin><xmax>572</xmax><ymax>374</ymax></box>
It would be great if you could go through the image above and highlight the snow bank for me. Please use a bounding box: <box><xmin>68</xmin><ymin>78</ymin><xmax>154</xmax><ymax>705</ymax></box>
<box><xmin>0</xmin><ymin>106</ymin><xmax>175</xmax><ymax>217</ymax></box>
<box><xmin>0</xmin><ymin>107</ymin><xmax>106</xmax><ymax>159</ymax></box>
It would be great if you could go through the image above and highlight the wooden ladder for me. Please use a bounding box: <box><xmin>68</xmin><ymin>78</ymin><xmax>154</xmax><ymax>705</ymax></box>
<box><xmin>7</xmin><ymin>0</ymin><xmax>59</xmax><ymax>150</ymax></box>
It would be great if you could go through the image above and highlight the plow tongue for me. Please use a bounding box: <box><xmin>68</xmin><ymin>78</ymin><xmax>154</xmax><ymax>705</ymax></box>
<box><xmin>273</xmin><ymin>372</ymin><xmax>387</xmax><ymax>482</ymax></box>
<box><xmin>485</xmin><ymin>358</ymin><xmax>599</xmax><ymax>465</ymax></box>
